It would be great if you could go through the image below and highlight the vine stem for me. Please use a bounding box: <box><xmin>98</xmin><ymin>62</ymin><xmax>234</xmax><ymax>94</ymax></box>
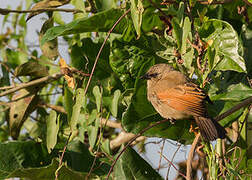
<box><xmin>105</xmin><ymin>119</ymin><xmax>171</xmax><ymax>180</ymax></box>
<box><xmin>84</xmin><ymin>8</ymin><xmax>131</xmax><ymax>95</ymax></box>
<box><xmin>55</xmin><ymin>132</ymin><xmax>72</xmax><ymax>180</ymax></box>
<box><xmin>55</xmin><ymin>8</ymin><xmax>131</xmax><ymax>179</ymax></box>
<box><xmin>186</xmin><ymin>133</ymin><xmax>200</xmax><ymax>180</ymax></box>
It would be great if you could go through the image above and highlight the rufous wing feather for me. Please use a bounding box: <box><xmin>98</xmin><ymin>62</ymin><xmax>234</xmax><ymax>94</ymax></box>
<box><xmin>156</xmin><ymin>83</ymin><xmax>207</xmax><ymax>117</ymax></box>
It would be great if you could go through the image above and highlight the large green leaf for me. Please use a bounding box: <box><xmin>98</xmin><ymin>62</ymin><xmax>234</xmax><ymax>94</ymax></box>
<box><xmin>0</xmin><ymin>141</ymin><xmax>53</xmax><ymax>178</ymax></box>
<box><xmin>14</xmin><ymin>61</ymin><xmax>49</xmax><ymax>77</ymax></box>
<box><xmin>109</xmin><ymin>35</ymin><xmax>165</xmax><ymax>88</ymax></box>
<box><xmin>198</xmin><ymin>19</ymin><xmax>246</xmax><ymax>72</ymax></box>
<box><xmin>208</xmin><ymin>83</ymin><xmax>252</xmax><ymax>126</ymax></box>
<box><xmin>114</xmin><ymin>147</ymin><xmax>162</xmax><ymax>179</ymax></box>
<box><xmin>41</xmin><ymin>8</ymin><xmax>127</xmax><ymax>45</ymax></box>
<box><xmin>130</xmin><ymin>0</ymin><xmax>144</xmax><ymax>37</ymax></box>
<box><xmin>39</xmin><ymin>17</ymin><xmax>59</xmax><ymax>60</ymax></box>
<box><xmin>9</xmin><ymin>88</ymin><xmax>40</xmax><ymax>139</ymax></box>
<box><xmin>211</xmin><ymin>83</ymin><xmax>252</xmax><ymax>101</ymax></box>
<box><xmin>0</xmin><ymin>140</ymin><xmax>109</xmax><ymax>179</ymax></box>
<box><xmin>46</xmin><ymin>110</ymin><xmax>59</xmax><ymax>153</ymax></box>
<box><xmin>70</xmin><ymin>88</ymin><xmax>85</xmax><ymax>132</ymax></box>
<box><xmin>241</xmin><ymin>24</ymin><xmax>252</xmax><ymax>77</ymax></box>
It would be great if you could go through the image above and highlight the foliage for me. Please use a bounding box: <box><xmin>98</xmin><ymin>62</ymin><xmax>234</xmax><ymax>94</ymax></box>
<box><xmin>0</xmin><ymin>0</ymin><xmax>252</xmax><ymax>179</ymax></box>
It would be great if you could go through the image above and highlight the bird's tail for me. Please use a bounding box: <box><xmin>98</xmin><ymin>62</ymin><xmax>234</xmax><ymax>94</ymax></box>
<box><xmin>194</xmin><ymin>117</ymin><xmax>226</xmax><ymax>141</ymax></box>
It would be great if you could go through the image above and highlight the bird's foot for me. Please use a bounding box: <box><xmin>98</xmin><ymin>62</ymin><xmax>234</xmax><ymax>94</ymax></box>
<box><xmin>169</xmin><ymin>118</ymin><xmax>176</xmax><ymax>124</ymax></box>
<box><xmin>189</xmin><ymin>123</ymin><xmax>199</xmax><ymax>135</ymax></box>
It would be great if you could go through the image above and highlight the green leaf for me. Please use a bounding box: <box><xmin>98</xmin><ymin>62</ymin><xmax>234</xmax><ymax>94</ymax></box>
<box><xmin>0</xmin><ymin>140</ymin><xmax>110</xmax><ymax>179</ymax></box>
<box><xmin>5</xmin><ymin>49</ymin><xmax>27</xmax><ymax>69</ymax></box>
<box><xmin>110</xmin><ymin>89</ymin><xmax>121</xmax><ymax>117</ymax></box>
<box><xmin>114</xmin><ymin>147</ymin><xmax>162</xmax><ymax>179</ymax></box>
<box><xmin>70</xmin><ymin>88</ymin><xmax>85</xmax><ymax>132</ymax></box>
<box><xmin>39</xmin><ymin>18</ymin><xmax>59</xmax><ymax>60</ymax></box>
<box><xmin>101</xmin><ymin>139</ymin><xmax>111</xmax><ymax>155</ymax></box>
<box><xmin>109</xmin><ymin>35</ymin><xmax>164</xmax><ymax>88</ymax></box>
<box><xmin>198</xmin><ymin>19</ymin><xmax>246</xmax><ymax>72</ymax></box>
<box><xmin>64</xmin><ymin>86</ymin><xmax>74</xmax><ymax>123</ymax></box>
<box><xmin>9</xmin><ymin>88</ymin><xmax>40</xmax><ymax>139</ymax></box>
<box><xmin>211</xmin><ymin>83</ymin><xmax>252</xmax><ymax>101</ymax></box>
<box><xmin>241</xmin><ymin>24</ymin><xmax>252</xmax><ymax>76</ymax></box>
<box><xmin>93</xmin><ymin>86</ymin><xmax>102</xmax><ymax>113</ymax></box>
<box><xmin>181</xmin><ymin>17</ymin><xmax>191</xmax><ymax>55</ymax></box>
<box><xmin>46</xmin><ymin>110</ymin><xmax>59</xmax><ymax>154</ymax></box>
<box><xmin>130</xmin><ymin>0</ymin><xmax>144</xmax><ymax>38</ymax></box>
<box><xmin>41</xmin><ymin>8</ymin><xmax>127</xmax><ymax>45</ymax></box>
<box><xmin>0</xmin><ymin>141</ymin><xmax>52</xmax><ymax>178</ymax></box>
<box><xmin>14</xmin><ymin>61</ymin><xmax>49</xmax><ymax>77</ymax></box>
<box><xmin>10</xmin><ymin>159</ymin><xmax>95</xmax><ymax>180</ymax></box>
<box><xmin>209</xmin><ymin>101</ymin><xmax>244</xmax><ymax>127</ymax></box>
<box><xmin>87</xmin><ymin>110</ymin><xmax>99</xmax><ymax>149</ymax></box>
<box><xmin>71</xmin><ymin>0</ymin><xmax>87</xmax><ymax>20</ymax></box>
<box><xmin>171</xmin><ymin>18</ymin><xmax>182</xmax><ymax>49</ymax></box>
<box><xmin>141</xmin><ymin>7</ymin><xmax>163</xmax><ymax>33</ymax></box>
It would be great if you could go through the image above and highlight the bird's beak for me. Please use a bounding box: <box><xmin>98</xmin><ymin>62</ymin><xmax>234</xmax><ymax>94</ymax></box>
<box><xmin>140</xmin><ymin>73</ymin><xmax>151</xmax><ymax>80</ymax></box>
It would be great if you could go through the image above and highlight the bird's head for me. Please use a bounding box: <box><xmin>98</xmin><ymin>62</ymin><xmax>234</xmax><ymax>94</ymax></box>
<box><xmin>141</xmin><ymin>63</ymin><xmax>173</xmax><ymax>80</ymax></box>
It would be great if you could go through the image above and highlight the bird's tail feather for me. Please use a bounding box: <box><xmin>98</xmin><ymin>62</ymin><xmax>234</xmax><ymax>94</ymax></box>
<box><xmin>194</xmin><ymin>117</ymin><xmax>226</xmax><ymax>141</ymax></box>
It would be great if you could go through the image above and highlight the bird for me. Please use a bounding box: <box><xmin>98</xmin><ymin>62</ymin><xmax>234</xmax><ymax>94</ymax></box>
<box><xmin>141</xmin><ymin>63</ymin><xmax>226</xmax><ymax>141</ymax></box>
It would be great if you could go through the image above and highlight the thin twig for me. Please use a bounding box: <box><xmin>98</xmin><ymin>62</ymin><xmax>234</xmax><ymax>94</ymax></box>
<box><xmin>157</xmin><ymin>140</ymin><xmax>165</xmax><ymax>172</ymax></box>
<box><xmin>161</xmin><ymin>0</ymin><xmax>233</xmax><ymax>5</ymax></box>
<box><xmin>55</xmin><ymin>132</ymin><xmax>72</xmax><ymax>180</ymax></box>
<box><xmin>0</xmin><ymin>7</ymin><xmax>83</xmax><ymax>15</ymax></box>
<box><xmin>159</xmin><ymin>152</ymin><xmax>187</xmax><ymax>179</ymax></box>
<box><xmin>37</xmin><ymin>102</ymin><xmax>67</xmax><ymax>114</ymax></box>
<box><xmin>105</xmin><ymin>118</ymin><xmax>171</xmax><ymax>180</ymax></box>
<box><xmin>109</xmin><ymin>132</ymin><xmax>145</xmax><ymax>150</ymax></box>
<box><xmin>87</xmin><ymin>86</ymin><xmax>104</xmax><ymax>179</ymax></box>
<box><xmin>0</xmin><ymin>73</ymin><xmax>63</xmax><ymax>97</ymax></box>
<box><xmin>186</xmin><ymin>133</ymin><xmax>200</xmax><ymax>180</ymax></box>
<box><xmin>215</xmin><ymin>96</ymin><xmax>252</xmax><ymax>121</ymax></box>
<box><xmin>100</xmin><ymin>118</ymin><xmax>122</xmax><ymax>129</ymax></box>
<box><xmin>166</xmin><ymin>144</ymin><xmax>182</xmax><ymax>179</ymax></box>
<box><xmin>84</xmin><ymin>8</ymin><xmax>131</xmax><ymax>95</ymax></box>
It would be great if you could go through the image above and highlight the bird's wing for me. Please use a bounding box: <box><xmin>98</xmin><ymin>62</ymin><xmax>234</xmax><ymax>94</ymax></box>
<box><xmin>156</xmin><ymin>83</ymin><xmax>207</xmax><ymax>117</ymax></box>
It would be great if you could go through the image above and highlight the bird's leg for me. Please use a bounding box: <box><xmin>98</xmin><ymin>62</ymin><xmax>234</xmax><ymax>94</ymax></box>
<box><xmin>169</xmin><ymin>118</ymin><xmax>176</xmax><ymax>124</ymax></box>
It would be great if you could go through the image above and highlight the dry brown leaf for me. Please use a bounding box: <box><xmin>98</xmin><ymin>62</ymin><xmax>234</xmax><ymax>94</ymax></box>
<box><xmin>9</xmin><ymin>88</ymin><xmax>40</xmax><ymax>139</ymax></box>
<box><xmin>59</xmin><ymin>58</ymin><xmax>75</xmax><ymax>89</ymax></box>
<box><xmin>26</xmin><ymin>0</ymin><xmax>70</xmax><ymax>21</ymax></box>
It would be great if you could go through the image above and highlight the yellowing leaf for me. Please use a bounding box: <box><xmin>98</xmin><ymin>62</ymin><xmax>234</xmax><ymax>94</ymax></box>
<box><xmin>208</xmin><ymin>0</ymin><xmax>213</xmax><ymax>4</ymax></box>
<box><xmin>59</xmin><ymin>58</ymin><xmax>68</xmax><ymax>68</ymax></box>
<box><xmin>65</xmin><ymin>74</ymin><xmax>75</xmax><ymax>89</ymax></box>
<box><xmin>207</xmin><ymin>39</ymin><xmax>213</xmax><ymax>47</ymax></box>
<box><xmin>59</xmin><ymin>58</ymin><xmax>75</xmax><ymax>89</ymax></box>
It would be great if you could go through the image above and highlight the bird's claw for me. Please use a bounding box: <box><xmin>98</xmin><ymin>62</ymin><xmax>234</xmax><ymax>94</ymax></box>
<box><xmin>169</xmin><ymin>118</ymin><xmax>176</xmax><ymax>124</ymax></box>
<box><xmin>189</xmin><ymin>123</ymin><xmax>199</xmax><ymax>135</ymax></box>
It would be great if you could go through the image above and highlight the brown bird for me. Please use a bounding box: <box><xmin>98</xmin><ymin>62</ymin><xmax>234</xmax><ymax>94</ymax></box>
<box><xmin>142</xmin><ymin>63</ymin><xmax>226</xmax><ymax>141</ymax></box>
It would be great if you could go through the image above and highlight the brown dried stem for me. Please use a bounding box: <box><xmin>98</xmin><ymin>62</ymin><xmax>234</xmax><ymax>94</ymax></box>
<box><xmin>0</xmin><ymin>73</ymin><xmax>63</xmax><ymax>97</ymax></box>
<box><xmin>83</xmin><ymin>8</ymin><xmax>131</xmax><ymax>95</ymax></box>
<box><xmin>215</xmin><ymin>96</ymin><xmax>252</xmax><ymax>121</ymax></box>
<box><xmin>186</xmin><ymin>133</ymin><xmax>200</xmax><ymax>180</ymax></box>
<box><xmin>0</xmin><ymin>7</ymin><xmax>83</xmax><ymax>15</ymax></box>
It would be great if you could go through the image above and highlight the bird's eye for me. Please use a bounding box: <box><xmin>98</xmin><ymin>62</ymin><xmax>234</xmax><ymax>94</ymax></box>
<box><xmin>149</xmin><ymin>73</ymin><xmax>158</xmax><ymax>78</ymax></box>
